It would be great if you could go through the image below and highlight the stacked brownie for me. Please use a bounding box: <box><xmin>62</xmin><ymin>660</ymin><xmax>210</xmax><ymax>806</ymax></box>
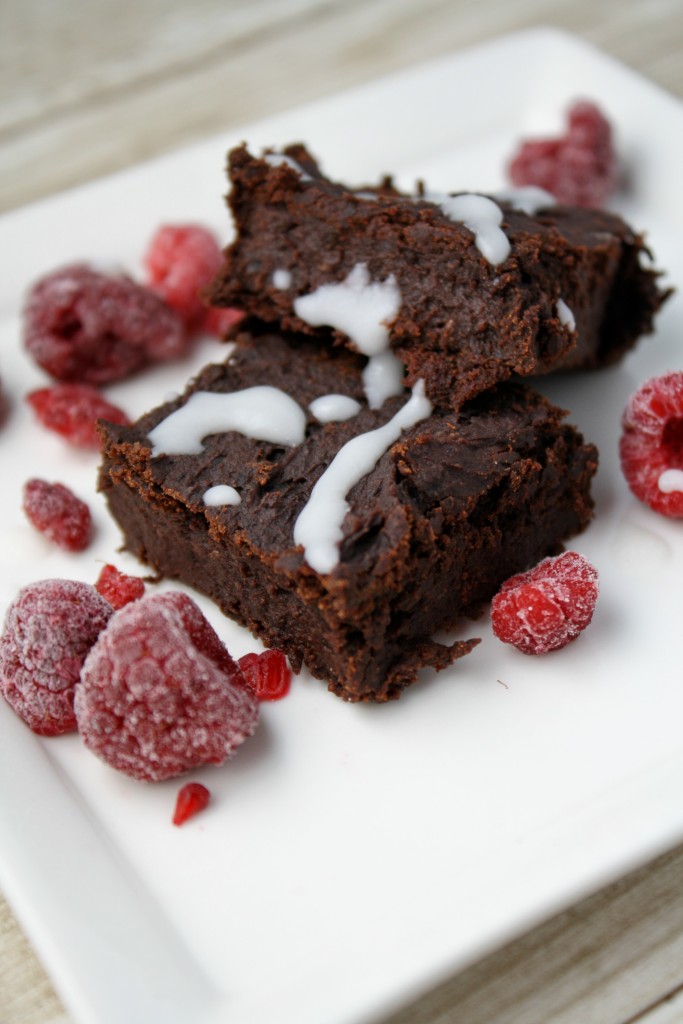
<box><xmin>99</xmin><ymin>145</ymin><xmax>668</xmax><ymax>701</ymax></box>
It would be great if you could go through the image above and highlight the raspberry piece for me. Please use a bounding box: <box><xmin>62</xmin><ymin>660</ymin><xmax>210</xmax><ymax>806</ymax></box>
<box><xmin>173</xmin><ymin>782</ymin><xmax>210</xmax><ymax>826</ymax></box>
<box><xmin>27</xmin><ymin>383</ymin><xmax>129</xmax><ymax>449</ymax></box>
<box><xmin>75</xmin><ymin>592</ymin><xmax>259</xmax><ymax>781</ymax></box>
<box><xmin>491</xmin><ymin>551</ymin><xmax>599</xmax><ymax>655</ymax></box>
<box><xmin>23</xmin><ymin>479</ymin><xmax>92</xmax><ymax>552</ymax></box>
<box><xmin>508</xmin><ymin>100</ymin><xmax>617</xmax><ymax>208</ymax></box>
<box><xmin>23</xmin><ymin>263</ymin><xmax>187</xmax><ymax>385</ymax></box>
<box><xmin>238</xmin><ymin>649</ymin><xmax>291</xmax><ymax>701</ymax></box>
<box><xmin>0</xmin><ymin>579</ymin><xmax>113</xmax><ymax>735</ymax></box>
<box><xmin>201</xmin><ymin>304</ymin><xmax>245</xmax><ymax>339</ymax></box>
<box><xmin>95</xmin><ymin>564</ymin><xmax>145</xmax><ymax>609</ymax></box>
<box><xmin>619</xmin><ymin>371</ymin><xmax>683</xmax><ymax>517</ymax></box>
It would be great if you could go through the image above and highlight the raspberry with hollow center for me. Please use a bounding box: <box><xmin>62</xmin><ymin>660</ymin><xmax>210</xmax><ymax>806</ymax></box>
<box><xmin>95</xmin><ymin>563</ymin><xmax>145</xmax><ymax>609</ymax></box>
<box><xmin>23</xmin><ymin>479</ymin><xmax>92</xmax><ymax>551</ymax></box>
<box><xmin>0</xmin><ymin>579</ymin><xmax>113</xmax><ymax>735</ymax></box>
<box><xmin>491</xmin><ymin>551</ymin><xmax>599</xmax><ymax>655</ymax></box>
<box><xmin>23</xmin><ymin>263</ymin><xmax>187</xmax><ymax>385</ymax></box>
<box><xmin>75</xmin><ymin>591</ymin><xmax>259</xmax><ymax>781</ymax></box>
<box><xmin>507</xmin><ymin>100</ymin><xmax>617</xmax><ymax>208</ymax></box>
<box><xmin>619</xmin><ymin>371</ymin><xmax>683</xmax><ymax>517</ymax></box>
<box><xmin>27</xmin><ymin>383</ymin><xmax>130</xmax><ymax>449</ymax></box>
<box><xmin>238</xmin><ymin>649</ymin><xmax>291</xmax><ymax>701</ymax></box>
<box><xmin>173</xmin><ymin>782</ymin><xmax>210</xmax><ymax>826</ymax></box>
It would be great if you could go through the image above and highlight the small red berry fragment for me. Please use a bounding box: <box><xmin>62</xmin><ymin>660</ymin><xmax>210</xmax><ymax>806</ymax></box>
<box><xmin>23</xmin><ymin>263</ymin><xmax>187</xmax><ymax>385</ymax></box>
<box><xmin>202</xmin><ymin>304</ymin><xmax>245</xmax><ymax>339</ymax></box>
<box><xmin>95</xmin><ymin>564</ymin><xmax>145</xmax><ymax>609</ymax></box>
<box><xmin>0</xmin><ymin>579</ymin><xmax>113</xmax><ymax>735</ymax></box>
<box><xmin>238</xmin><ymin>649</ymin><xmax>291</xmax><ymax>701</ymax></box>
<box><xmin>75</xmin><ymin>592</ymin><xmax>259</xmax><ymax>781</ymax></box>
<box><xmin>23</xmin><ymin>479</ymin><xmax>92</xmax><ymax>552</ymax></box>
<box><xmin>27</xmin><ymin>383</ymin><xmax>129</xmax><ymax>449</ymax></box>
<box><xmin>619</xmin><ymin>371</ymin><xmax>683</xmax><ymax>517</ymax></box>
<box><xmin>173</xmin><ymin>782</ymin><xmax>210</xmax><ymax>826</ymax></box>
<box><xmin>491</xmin><ymin>551</ymin><xmax>599</xmax><ymax>655</ymax></box>
<box><xmin>508</xmin><ymin>100</ymin><xmax>617</xmax><ymax>208</ymax></box>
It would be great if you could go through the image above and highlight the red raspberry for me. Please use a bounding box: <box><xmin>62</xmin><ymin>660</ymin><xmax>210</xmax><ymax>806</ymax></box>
<box><xmin>23</xmin><ymin>263</ymin><xmax>187</xmax><ymax>385</ymax></box>
<box><xmin>508</xmin><ymin>100</ymin><xmax>617</xmax><ymax>208</ymax></box>
<box><xmin>173</xmin><ymin>782</ymin><xmax>210</xmax><ymax>826</ymax></box>
<box><xmin>75</xmin><ymin>592</ymin><xmax>259</xmax><ymax>781</ymax></box>
<box><xmin>491</xmin><ymin>551</ymin><xmax>599</xmax><ymax>655</ymax></box>
<box><xmin>619</xmin><ymin>371</ymin><xmax>683</xmax><ymax>517</ymax></box>
<box><xmin>27</xmin><ymin>383</ymin><xmax>129</xmax><ymax>450</ymax></box>
<box><xmin>95</xmin><ymin>564</ymin><xmax>145</xmax><ymax>609</ymax></box>
<box><xmin>0</xmin><ymin>579</ymin><xmax>113</xmax><ymax>735</ymax></box>
<box><xmin>238</xmin><ymin>649</ymin><xmax>291</xmax><ymax>701</ymax></box>
<box><xmin>23</xmin><ymin>479</ymin><xmax>92</xmax><ymax>552</ymax></box>
<box><xmin>202</xmin><ymin>304</ymin><xmax>245</xmax><ymax>339</ymax></box>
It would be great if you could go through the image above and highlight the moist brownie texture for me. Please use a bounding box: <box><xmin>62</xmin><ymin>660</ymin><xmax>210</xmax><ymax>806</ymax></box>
<box><xmin>210</xmin><ymin>144</ymin><xmax>668</xmax><ymax>408</ymax></box>
<box><xmin>99</xmin><ymin>331</ymin><xmax>597</xmax><ymax>702</ymax></box>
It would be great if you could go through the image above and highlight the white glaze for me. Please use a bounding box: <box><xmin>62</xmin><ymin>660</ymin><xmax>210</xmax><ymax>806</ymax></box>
<box><xmin>293</xmin><ymin>381</ymin><xmax>432</xmax><ymax>573</ymax></box>
<box><xmin>263</xmin><ymin>152</ymin><xmax>312</xmax><ymax>180</ymax></box>
<box><xmin>496</xmin><ymin>186</ymin><xmax>556</xmax><ymax>216</ymax></box>
<box><xmin>362</xmin><ymin>351</ymin><xmax>405</xmax><ymax>409</ymax></box>
<box><xmin>658</xmin><ymin>468</ymin><xmax>683</xmax><ymax>494</ymax></box>
<box><xmin>309</xmin><ymin>394</ymin><xmax>362</xmax><ymax>423</ymax></box>
<box><xmin>203</xmin><ymin>485</ymin><xmax>241</xmax><ymax>507</ymax></box>
<box><xmin>273</xmin><ymin>268</ymin><xmax>292</xmax><ymax>290</ymax></box>
<box><xmin>556</xmin><ymin>297</ymin><xmax>576</xmax><ymax>331</ymax></box>
<box><xmin>293</xmin><ymin>263</ymin><xmax>401</xmax><ymax>357</ymax></box>
<box><xmin>429</xmin><ymin>193</ymin><xmax>510</xmax><ymax>265</ymax></box>
<box><xmin>148</xmin><ymin>387</ymin><xmax>306</xmax><ymax>456</ymax></box>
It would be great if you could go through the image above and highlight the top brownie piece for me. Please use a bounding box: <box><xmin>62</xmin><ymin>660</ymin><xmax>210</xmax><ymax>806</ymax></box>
<box><xmin>210</xmin><ymin>144</ymin><xmax>668</xmax><ymax>408</ymax></box>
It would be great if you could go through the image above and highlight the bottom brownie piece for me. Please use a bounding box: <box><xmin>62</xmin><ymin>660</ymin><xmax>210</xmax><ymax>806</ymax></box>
<box><xmin>99</xmin><ymin>331</ymin><xmax>597</xmax><ymax>701</ymax></box>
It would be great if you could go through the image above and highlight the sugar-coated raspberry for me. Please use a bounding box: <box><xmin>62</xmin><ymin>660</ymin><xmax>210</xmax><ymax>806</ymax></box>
<box><xmin>173</xmin><ymin>782</ymin><xmax>210</xmax><ymax>826</ymax></box>
<box><xmin>238</xmin><ymin>649</ymin><xmax>291</xmax><ymax>701</ymax></box>
<box><xmin>0</xmin><ymin>579</ymin><xmax>113</xmax><ymax>735</ymax></box>
<box><xmin>23</xmin><ymin>263</ymin><xmax>187</xmax><ymax>385</ymax></box>
<box><xmin>27</xmin><ymin>383</ymin><xmax>129</xmax><ymax>449</ymax></box>
<box><xmin>619</xmin><ymin>371</ymin><xmax>683</xmax><ymax>517</ymax></box>
<box><xmin>95</xmin><ymin>564</ymin><xmax>146</xmax><ymax>609</ymax></box>
<box><xmin>491</xmin><ymin>551</ymin><xmax>599</xmax><ymax>655</ymax></box>
<box><xmin>75</xmin><ymin>592</ymin><xmax>259</xmax><ymax>781</ymax></box>
<box><xmin>23</xmin><ymin>479</ymin><xmax>92</xmax><ymax>552</ymax></box>
<box><xmin>508</xmin><ymin>100</ymin><xmax>617</xmax><ymax>208</ymax></box>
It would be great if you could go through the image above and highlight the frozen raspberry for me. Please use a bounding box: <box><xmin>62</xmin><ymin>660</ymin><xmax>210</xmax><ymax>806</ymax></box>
<box><xmin>238</xmin><ymin>649</ymin><xmax>291</xmax><ymax>701</ymax></box>
<box><xmin>23</xmin><ymin>479</ymin><xmax>92</xmax><ymax>552</ymax></box>
<box><xmin>173</xmin><ymin>782</ymin><xmax>210</xmax><ymax>826</ymax></box>
<box><xmin>95</xmin><ymin>564</ymin><xmax>146</xmax><ymax>609</ymax></box>
<box><xmin>75</xmin><ymin>592</ymin><xmax>259</xmax><ymax>781</ymax></box>
<box><xmin>27</xmin><ymin>383</ymin><xmax>129</xmax><ymax>450</ymax></box>
<box><xmin>508</xmin><ymin>100</ymin><xmax>617</xmax><ymax>208</ymax></box>
<box><xmin>0</xmin><ymin>579</ymin><xmax>113</xmax><ymax>735</ymax></box>
<box><xmin>23</xmin><ymin>263</ymin><xmax>187</xmax><ymax>385</ymax></box>
<box><xmin>491</xmin><ymin>551</ymin><xmax>599</xmax><ymax>655</ymax></box>
<box><xmin>619</xmin><ymin>371</ymin><xmax>683</xmax><ymax>517</ymax></box>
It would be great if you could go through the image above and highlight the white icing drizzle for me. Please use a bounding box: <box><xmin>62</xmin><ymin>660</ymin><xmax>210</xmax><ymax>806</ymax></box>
<box><xmin>496</xmin><ymin>186</ymin><xmax>556</xmax><ymax>216</ymax></box>
<box><xmin>556</xmin><ymin>297</ymin><xmax>576</xmax><ymax>331</ymax></box>
<box><xmin>293</xmin><ymin>381</ymin><xmax>432</xmax><ymax>573</ymax></box>
<box><xmin>658</xmin><ymin>468</ymin><xmax>683</xmax><ymax>494</ymax></box>
<box><xmin>362</xmin><ymin>351</ymin><xmax>405</xmax><ymax>410</ymax></box>
<box><xmin>272</xmin><ymin>268</ymin><xmax>292</xmax><ymax>290</ymax></box>
<box><xmin>263</xmin><ymin>152</ymin><xmax>312</xmax><ymax>180</ymax></box>
<box><xmin>293</xmin><ymin>263</ymin><xmax>401</xmax><ymax>357</ymax></box>
<box><xmin>428</xmin><ymin>193</ymin><xmax>510</xmax><ymax>265</ymax></box>
<box><xmin>203</xmin><ymin>485</ymin><xmax>241</xmax><ymax>507</ymax></box>
<box><xmin>148</xmin><ymin>387</ymin><xmax>306</xmax><ymax>456</ymax></box>
<box><xmin>309</xmin><ymin>394</ymin><xmax>362</xmax><ymax>423</ymax></box>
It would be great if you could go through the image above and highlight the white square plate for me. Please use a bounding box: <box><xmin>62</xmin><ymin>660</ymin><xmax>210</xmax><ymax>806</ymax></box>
<box><xmin>1</xmin><ymin>27</ymin><xmax>683</xmax><ymax>1024</ymax></box>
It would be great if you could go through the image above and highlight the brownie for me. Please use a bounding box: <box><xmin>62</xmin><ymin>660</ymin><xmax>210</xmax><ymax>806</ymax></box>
<box><xmin>210</xmin><ymin>144</ymin><xmax>669</xmax><ymax>408</ymax></box>
<box><xmin>99</xmin><ymin>331</ymin><xmax>597</xmax><ymax>702</ymax></box>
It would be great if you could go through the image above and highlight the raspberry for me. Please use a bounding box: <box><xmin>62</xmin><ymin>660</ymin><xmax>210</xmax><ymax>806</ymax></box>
<box><xmin>202</xmin><ymin>304</ymin><xmax>245</xmax><ymax>339</ymax></box>
<box><xmin>0</xmin><ymin>579</ymin><xmax>113</xmax><ymax>735</ymax></box>
<box><xmin>173</xmin><ymin>782</ymin><xmax>210</xmax><ymax>826</ymax></box>
<box><xmin>75</xmin><ymin>592</ymin><xmax>259</xmax><ymax>781</ymax></box>
<box><xmin>23</xmin><ymin>479</ymin><xmax>92</xmax><ymax>552</ymax></box>
<box><xmin>27</xmin><ymin>383</ymin><xmax>129</xmax><ymax>449</ymax></box>
<box><xmin>23</xmin><ymin>263</ymin><xmax>187</xmax><ymax>385</ymax></box>
<box><xmin>238</xmin><ymin>649</ymin><xmax>291</xmax><ymax>701</ymax></box>
<box><xmin>491</xmin><ymin>551</ymin><xmax>599</xmax><ymax>655</ymax></box>
<box><xmin>508</xmin><ymin>100</ymin><xmax>617</xmax><ymax>208</ymax></box>
<box><xmin>95</xmin><ymin>564</ymin><xmax>146</xmax><ymax>609</ymax></box>
<box><xmin>619</xmin><ymin>371</ymin><xmax>683</xmax><ymax>517</ymax></box>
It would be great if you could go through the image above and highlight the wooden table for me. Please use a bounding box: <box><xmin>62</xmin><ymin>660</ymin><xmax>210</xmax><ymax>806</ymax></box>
<box><xmin>3</xmin><ymin>2</ymin><xmax>683</xmax><ymax>1022</ymax></box>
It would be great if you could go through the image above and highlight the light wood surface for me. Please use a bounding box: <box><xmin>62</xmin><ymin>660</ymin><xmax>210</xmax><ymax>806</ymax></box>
<box><xmin>3</xmin><ymin>2</ymin><xmax>683</xmax><ymax>1023</ymax></box>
